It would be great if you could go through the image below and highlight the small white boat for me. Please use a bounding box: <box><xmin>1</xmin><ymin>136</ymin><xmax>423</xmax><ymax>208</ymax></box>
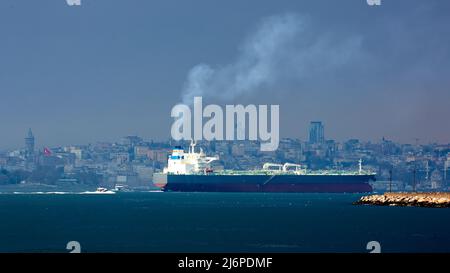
<box><xmin>81</xmin><ymin>187</ymin><xmax>115</xmax><ymax>194</ymax></box>
<box><xmin>112</xmin><ymin>185</ymin><xmax>135</xmax><ymax>192</ymax></box>
<box><xmin>96</xmin><ymin>187</ymin><xmax>108</xmax><ymax>192</ymax></box>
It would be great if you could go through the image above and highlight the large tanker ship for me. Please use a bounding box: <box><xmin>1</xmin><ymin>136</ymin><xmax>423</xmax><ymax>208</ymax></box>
<box><xmin>153</xmin><ymin>143</ymin><xmax>375</xmax><ymax>193</ymax></box>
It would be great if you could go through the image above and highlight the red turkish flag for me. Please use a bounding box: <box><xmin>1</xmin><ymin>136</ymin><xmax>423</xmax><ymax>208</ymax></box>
<box><xmin>43</xmin><ymin>147</ymin><xmax>52</xmax><ymax>156</ymax></box>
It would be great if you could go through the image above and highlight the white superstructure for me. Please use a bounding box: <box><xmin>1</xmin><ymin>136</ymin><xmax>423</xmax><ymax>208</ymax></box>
<box><xmin>164</xmin><ymin>142</ymin><xmax>219</xmax><ymax>175</ymax></box>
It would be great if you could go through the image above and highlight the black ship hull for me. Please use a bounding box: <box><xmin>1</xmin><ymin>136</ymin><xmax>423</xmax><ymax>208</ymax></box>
<box><xmin>153</xmin><ymin>173</ymin><xmax>375</xmax><ymax>193</ymax></box>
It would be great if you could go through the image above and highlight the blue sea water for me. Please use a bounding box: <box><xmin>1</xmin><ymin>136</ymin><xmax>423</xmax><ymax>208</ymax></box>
<box><xmin>0</xmin><ymin>192</ymin><xmax>449</xmax><ymax>253</ymax></box>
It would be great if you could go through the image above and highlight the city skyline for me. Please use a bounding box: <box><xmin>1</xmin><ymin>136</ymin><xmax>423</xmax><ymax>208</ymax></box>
<box><xmin>3</xmin><ymin>124</ymin><xmax>449</xmax><ymax>153</ymax></box>
<box><xmin>1</xmin><ymin>0</ymin><xmax>450</xmax><ymax>149</ymax></box>
<box><xmin>2</xmin><ymin>124</ymin><xmax>448</xmax><ymax>192</ymax></box>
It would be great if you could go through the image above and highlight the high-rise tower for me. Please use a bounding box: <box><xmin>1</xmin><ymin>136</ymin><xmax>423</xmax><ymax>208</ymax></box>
<box><xmin>309</xmin><ymin>121</ymin><xmax>324</xmax><ymax>144</ymax></box>
<box><xmin>25</xmin><ymin>128</ymin><xmax>35</xmax><ymax>156</ymax></box>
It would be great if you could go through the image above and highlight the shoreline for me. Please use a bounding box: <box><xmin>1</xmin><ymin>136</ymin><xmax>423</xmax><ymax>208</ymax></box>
<box><xmin>355</xmin><ymin>192</ymin><xmax>450</xmax><ymax>208</ymax></box>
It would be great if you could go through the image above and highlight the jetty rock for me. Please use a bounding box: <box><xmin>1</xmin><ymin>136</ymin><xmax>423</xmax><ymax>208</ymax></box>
<box><xmin>354</xmin><ymin>192</ymin><xmax>450</xmax><ymax>208</ymax></box>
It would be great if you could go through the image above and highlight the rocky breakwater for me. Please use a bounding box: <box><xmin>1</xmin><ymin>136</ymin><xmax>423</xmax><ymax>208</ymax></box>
<box><xmin>355</xmin><ymin>192</ymin><xmax>450</xmax><ymax>208</ymax></box>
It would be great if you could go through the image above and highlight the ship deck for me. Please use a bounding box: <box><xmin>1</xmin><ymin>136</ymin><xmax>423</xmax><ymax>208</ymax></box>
<box><xmin>165</xmin><ymin>170</ymin><xmax>376</xmax><ymax>176</ymax></box>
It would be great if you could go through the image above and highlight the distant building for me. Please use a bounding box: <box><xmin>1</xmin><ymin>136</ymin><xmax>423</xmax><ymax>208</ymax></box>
<box><xmin>231</xmin><ymin>143</ymin><xmax>245</xmax><ymax>157</ymax></box>
<box><xmin>121</xmin><ymin>136</ymin><xmax>143</xmax><ymax>147</ymax></box>
<box><xmin>325</xmin><ymin>140</ymin><xmax>337</xmax><ymax>158</ymax></box>
<box><xmin>68</xmin><ymin>147</ymin><xmax>83</xmax><ymax>160</ymax></box>
<box><xmin>116</xmin><ymin>172</ymin><xmax>140</xmax><ymax>187</ymax></box>
<box><xmin>134</xmin><ymin>146</ymin><xmax>150</xmax><ymax>159</ymax></box>
<box><xmin>0</xmin><ymin>154</ymin><xmax>7</xmax><ymax>167</ymax></box>
<box><xmin>134</xmin><ymin>165</ymin><xmax>154</xmax><ymax>186</ymax></box>
<box><xmin>38</xmin><ymin>154</ymin><xmax>65</xmax><ymax>167</ymax></box>
<box><xmin>309</xmin><ymin>121</ymin><xmax>324</xmax><ymax>144</ymax></box>
<box><xmin>146</xmin><ymin>149</ymin><xmax>169</xmax><ymax>164</ymax></box>
<box><xmin>344</xmin><ymin>139</ymin><xmax>360</xmax><ymax>152</ymax></box>
<box><xmin>24</xmin><ymin>128</ymin><xmax>35</xmax><ymax>157</ymax></box>
<box><xmin>445</xmin><ymin>156</ymin><xmax>450</xmax><ymax>182</ymax></box>
<box><xmin>215</xmin><ymin>141</ymin><xmax>231</xmax><ymax>156</ymax></box>
<box><xmin>112</xmin><ymin>152</ymin><xmax>130</xmax><ymax>164</ymax></box>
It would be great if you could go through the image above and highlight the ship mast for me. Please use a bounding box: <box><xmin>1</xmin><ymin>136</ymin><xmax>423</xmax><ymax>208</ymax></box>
<box><xmin>189</xmin><ymin>140</ymin><xmax>197</xmax><ymax>154</ymax></box>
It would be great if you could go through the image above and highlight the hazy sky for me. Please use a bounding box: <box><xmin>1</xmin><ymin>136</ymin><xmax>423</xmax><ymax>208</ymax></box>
<box><xmin>1</xmin><ymin>0</ymin><xmax>449</xmax><ymax>150</ymax></box>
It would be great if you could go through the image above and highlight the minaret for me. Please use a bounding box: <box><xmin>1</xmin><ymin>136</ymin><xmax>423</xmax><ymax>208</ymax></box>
<box><xmin>25</xmin><ymin>128</ymin><xmax>35</xmax><ymax>156</ymax></box>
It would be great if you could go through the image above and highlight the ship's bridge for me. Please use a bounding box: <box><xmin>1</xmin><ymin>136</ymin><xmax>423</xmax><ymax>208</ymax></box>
<box><xmin>164</xmin><ymin>142</ymin><xmax>218</xmax><ymax>175</ymax></box>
